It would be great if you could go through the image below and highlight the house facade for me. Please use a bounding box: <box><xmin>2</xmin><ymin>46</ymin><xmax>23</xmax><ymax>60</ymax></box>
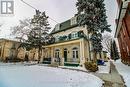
<box><xmin>115</xmin><ymin>0</ymin><xmax>130</xmax><ymax>65</ymax></box>
<box><xmin>42</xmin><ymin>17</ymin><xmax>107</xmax><ymax>66</ymax></box>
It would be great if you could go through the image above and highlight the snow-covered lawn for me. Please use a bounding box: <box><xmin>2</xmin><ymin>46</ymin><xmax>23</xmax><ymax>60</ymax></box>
<box><xmin>59</xmin><ymin>66</ymin><xmax>87</xmax><ymax>71</ymax></box>
<box><xmin>113</xmin><ymin>60</ymin><xmax>130</xmax><ymax>87</ymax></box>
<box><xmin>0</xmin><ymin>64</ymin><xmax>103</xmax><ymax>87</ymax></box>
<box><xmin>97</xmin><ymin>61</ymin><xmax>110</xmax><ymax>73</ymax></box>
<box><xmin>59</xmin><ymin>61</ymin><xmax>110</xmax><ymax>74</ymax></box>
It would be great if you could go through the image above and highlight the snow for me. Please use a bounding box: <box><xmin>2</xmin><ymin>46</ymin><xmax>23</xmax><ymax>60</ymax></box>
<box><xmin>113</xmin><ymin>60</ymin><xmax>130</xmax><ymax>87</ymax></box>
<box><xmin>59</xmin><ymin>61</ymin><xmax>110</xmax><ymax>74</ymax></box>
<box><xmin>59</xmin><ymin>66</ymin><xmax>87</xmax><ymax>71</ymax></box>
<box><xmin>0</xmin><ymin>64</ymin><xmax>103</xmax><ymax>87</ymax></box>
<box><xmin>97</xmin><ymin>61</ymin><xmax>110</xmax><ymax>73</ymax></box>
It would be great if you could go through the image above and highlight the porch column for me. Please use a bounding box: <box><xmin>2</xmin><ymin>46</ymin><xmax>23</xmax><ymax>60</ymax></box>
<box><xmin>80</xmin><ymin>38</ymin><xmax>84</xmax><ymax>66</ymax></box>
<box><xmin>51</xmin><ymin>47</ymin><xmax>55</xmax><ymax>64</ymax></box>
<box><xmin>82</xmin><ymin>39</ymin><xmax>85</xmax><ymax>64</ymax></box>
<box><xmin>60</xmin><ymin>47</ymin><xmax>64</xmax><ymax>66</ymax></box>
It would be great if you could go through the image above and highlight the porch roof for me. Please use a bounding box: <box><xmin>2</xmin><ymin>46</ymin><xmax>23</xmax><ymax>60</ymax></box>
<box><xmin>44</xmin><ymin>39</ymin><xmax>81</xmax><ymax>47</ymax></box>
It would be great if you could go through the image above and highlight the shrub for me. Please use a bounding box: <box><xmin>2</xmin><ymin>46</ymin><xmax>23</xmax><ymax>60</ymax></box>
<box><xmin>84</xmin><ymin>61</ymin><xmax>98</xmax><ymax>72</ymax></box>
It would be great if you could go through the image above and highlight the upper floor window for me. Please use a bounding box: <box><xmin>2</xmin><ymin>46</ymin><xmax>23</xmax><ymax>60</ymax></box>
<box><xmin>71</xmin><ymin>17</ymin><xmax>77</xmax><ymax>25</ymax></box>
<box><xmin>71</xmin><ymin>32</ymin><xmax>78</xmax><ymax>39</ymax></box>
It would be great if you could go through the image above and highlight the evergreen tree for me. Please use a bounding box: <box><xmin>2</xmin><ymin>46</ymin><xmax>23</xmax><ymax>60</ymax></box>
<box><xmin>26</xmin><ymin>10</ymin><xmax>53</xmax><ymax>63</ymax></box>
<box><xmin>76</xmin><ymin>0</ymin><xmax>111</xmax><ymax>62</ymax></box>
<box><xmin>110</xmin><ymin>40</ymin><xmax>120</xmax><ymax>61</ymax></box>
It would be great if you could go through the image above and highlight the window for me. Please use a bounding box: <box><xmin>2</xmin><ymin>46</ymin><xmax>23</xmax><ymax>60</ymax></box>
<box><xmin>55</xmin><ymin>49</ymin><xmax>60</xmax><ymax>58</ymax></box>
<box><xmin>71</xmin><ymin>32</ymin><xmax>78</xmax><ymax>39</ymax></box>
<box><xmin>72</xmin><ymin>47</ymin><xmax>78</xmax><ymax>59</ymax></box>
<box><xmin>71</xmin><ymin>17</ymin><xmax>77</xmax><ymax>25</ymax></box>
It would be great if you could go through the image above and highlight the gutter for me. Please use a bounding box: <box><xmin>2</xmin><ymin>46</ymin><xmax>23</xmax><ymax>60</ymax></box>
<box><xmin>115</xmin><ymin>0</ymin><xmax>129</xmax><ymax>38</ymax></box>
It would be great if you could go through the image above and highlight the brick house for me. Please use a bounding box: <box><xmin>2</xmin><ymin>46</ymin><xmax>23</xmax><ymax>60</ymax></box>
<box><xmin>115</xmin><ymin>0</ymin><xmax>130</xmax><ymax>65</ymax></box>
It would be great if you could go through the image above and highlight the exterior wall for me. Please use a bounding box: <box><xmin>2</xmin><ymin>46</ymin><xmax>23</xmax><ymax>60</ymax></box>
<box><xmin>28</xmin><ymin>48</ymin><xmax>38</xmax><ymax>61</ymax></box>
<box><xmin>0</xmin><ymin>39</ymin><xmax>25</xmax><ymax>61</ymax></box>
<box><xmin>17</xmin><ymin>48</ymin><xmax>26</xmax><ymax>59</ymax></box>
<box><xmin>116</xmin><ymin>1</ymin><xmax>130</xmax><ymax>65</ymax></box>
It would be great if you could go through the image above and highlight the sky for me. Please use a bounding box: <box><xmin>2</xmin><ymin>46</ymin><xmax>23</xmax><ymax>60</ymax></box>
<box><xmin>0</xmin><ymin>0</ymin><xmax>118</xmax><ymax>39</ymax></box>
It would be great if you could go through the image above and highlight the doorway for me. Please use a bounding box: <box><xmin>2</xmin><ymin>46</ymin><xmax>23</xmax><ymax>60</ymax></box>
<box><xmin>64</xmin><ymin>48</ymin><xmax>67</xmax><ymax>62</ymax></box>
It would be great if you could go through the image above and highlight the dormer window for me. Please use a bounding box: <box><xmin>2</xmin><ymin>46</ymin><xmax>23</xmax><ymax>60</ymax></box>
<box><xmin>71</xmin><ymin>17</ymin><xmax>77</xmax><ymax>25</ymax></box>
<box><xmin>55</xmin><ymin>24</ymin><xmax>60</xmax><ymax>31</ymax></box>
<box><xmin>71</xmin><ymin>32</ymin><xmax>78</xmax><ymax>39</ymax></box>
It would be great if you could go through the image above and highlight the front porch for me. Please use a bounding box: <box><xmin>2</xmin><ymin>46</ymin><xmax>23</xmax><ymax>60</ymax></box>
<box><xmin>42</xmin><ymin>38</ymin><xmax>89</xmax><ymax>66</ymax></box>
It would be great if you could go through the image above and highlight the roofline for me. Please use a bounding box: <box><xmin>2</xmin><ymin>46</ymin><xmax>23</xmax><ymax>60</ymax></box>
<box><xmin>50</xmin><ymin>24</ymin><xmax>78</xmax><ymax>34</ymax></box>
<box><xmin>0</xmin><ymin>38</ymin><xmax>20</xmax><ymax>43</ymax></box>
<box><xmin>115</xmin><ymin>1</ymin><xmax>129</xmax><ymax>38</ymax></box>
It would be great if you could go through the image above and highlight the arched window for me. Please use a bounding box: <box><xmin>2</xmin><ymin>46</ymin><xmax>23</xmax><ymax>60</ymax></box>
<box><xmin>72</xmin><ymin>47</ymin><xmax>78</xmax><ymax>59</ymax></box>
<box><xmin>55</xmin><ymin>49</ymin><xmax>60</xmax><ymax>58</ymax></box>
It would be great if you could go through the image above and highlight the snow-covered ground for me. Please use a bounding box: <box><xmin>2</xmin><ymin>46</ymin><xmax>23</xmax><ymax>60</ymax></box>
<box><xmin>59</xmin><ymin>61</ymin><xmax>110</xmax><ymax>74</ymax></box>
<box><xmin>113</xmin><ymin>60</ymin><xmax>130</xmax><ymax>87</ymax></box>
<box><xmin>59</xmin><ymin>61</ymin><xmax>110</xmax><ymax>73</ymax></box>
<box><xmin>59</xmin><ymin>66</ymin><xmax>87</xmax><ymax>71</ymax></box>
<box><xmin>0</xmin><ymin>64</ymin><xmax>103</xmax><ymax>87</ymax></box>
<box><xmin>97</xmin><ymin>61</ymin><xmax>110</xmax><ymax>73</ymax></box>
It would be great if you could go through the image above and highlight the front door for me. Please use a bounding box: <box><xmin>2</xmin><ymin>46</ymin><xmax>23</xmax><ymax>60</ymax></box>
<box><xmin>64</xmin><ymin>49</ymin><xmax>67</xmax><ymax>62</ymax></box>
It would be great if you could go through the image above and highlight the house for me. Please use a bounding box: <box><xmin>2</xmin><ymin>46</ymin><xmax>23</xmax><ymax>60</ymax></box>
<box><xmin>115</xmin><ymin>0</ymin><xmax>130</xmax><ymax>65</ymax></box>
<box><xmin>0</xmin><ymin>38</ymin><xmax>38</xmax><ymax>62</ymax></box>
<box><xmin>42</xmin><ymin>17</ymin><xmax>105</xmax><ymax>66</ymax></box>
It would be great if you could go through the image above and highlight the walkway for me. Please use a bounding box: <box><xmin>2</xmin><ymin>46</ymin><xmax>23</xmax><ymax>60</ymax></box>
<box><xmin>94</xmin><ymin>61</ymin><xmax>126</xmax><ymax>87</ymax></box>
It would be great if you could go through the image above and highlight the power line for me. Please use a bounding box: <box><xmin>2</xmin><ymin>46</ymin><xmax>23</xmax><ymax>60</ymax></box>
<box><xmin>20</xmin><ymin>0</ymin><xmax>59</xmax><ymax>23</ymax></box>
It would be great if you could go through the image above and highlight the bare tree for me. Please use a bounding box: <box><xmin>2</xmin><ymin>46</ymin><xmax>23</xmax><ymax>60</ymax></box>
<box><xmin>10</xmin><ymin>19</ymin><xmax>32</xmax><ymax>61</ymax></box>
<box><xmin>10</xmin><ymin>18</ymin><xmax>31</xmax><ymax>42</ymax></box>
<box><xmin>102</xmin><ymin>34</ymin><xmax>112</xmax><ymax>54</ymax></box>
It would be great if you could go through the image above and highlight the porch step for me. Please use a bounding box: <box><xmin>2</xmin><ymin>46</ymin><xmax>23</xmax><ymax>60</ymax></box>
<box><xmin>64</xmin><ymin>62</ymin><xmax>79</xmax><ymax>67</ymax></box>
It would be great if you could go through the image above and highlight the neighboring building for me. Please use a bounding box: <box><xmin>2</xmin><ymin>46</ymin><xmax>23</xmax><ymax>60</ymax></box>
<box><xmin>0</xmin><ymin>38</ymin><xmax>38</xmax><ymax>62</ymax></box>
<box><xmin>42</xmin><ymin>17</ymin><xmax>106</xmax><ymax>66</ymax></box>
<box><xmin>115</xmin><ymin>0</ymin><xmax>130</xmax><ymax>65</ymax></box>
<box><xmin>101</xmin><ymin>51</ymin><xmax>108</xmax><ymax>62</ymax></box>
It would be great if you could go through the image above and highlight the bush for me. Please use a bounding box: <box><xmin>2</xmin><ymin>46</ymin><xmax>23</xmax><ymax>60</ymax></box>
<box><xmin>84</xmin><ymin>61</ymin><xmax>98</xmax><ymax>72</ymax></box>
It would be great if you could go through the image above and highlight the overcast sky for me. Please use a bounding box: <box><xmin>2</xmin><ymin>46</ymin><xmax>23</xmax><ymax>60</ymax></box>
<box><xmin>0</xmin><ymin>0</ymin><xmax>118</xmax><ymax>39</ymax></box>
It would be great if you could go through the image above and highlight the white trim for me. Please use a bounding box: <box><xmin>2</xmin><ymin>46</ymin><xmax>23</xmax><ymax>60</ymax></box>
<box><xmin>55</xmin><ymin>24</ymin><xmax>60</xmax><ymax>31</ymax></box>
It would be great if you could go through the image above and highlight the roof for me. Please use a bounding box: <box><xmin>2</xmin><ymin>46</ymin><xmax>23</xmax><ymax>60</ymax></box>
<box><xmin>0</xmin><ymin>38</ymin><xmax>20</xmax><ymax>43</ymax></box>
<box><xmin>51</xmin><ymin>17</ymin><xmax>78</xmax><ymax>34</ymax></box>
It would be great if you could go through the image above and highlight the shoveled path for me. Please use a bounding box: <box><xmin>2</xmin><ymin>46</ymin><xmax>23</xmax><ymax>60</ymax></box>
<box><xmin>94</xmin><ymin>61</ymin><xmax>126</xmax><ymax>87</ymax></box>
